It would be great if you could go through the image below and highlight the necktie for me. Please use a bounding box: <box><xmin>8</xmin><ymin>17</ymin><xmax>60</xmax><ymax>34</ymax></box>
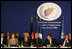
<box><xmin>25</xmin><ymin>40</ymin><xmax>27</xmax><ymax>44</ymax></box>
<box><xmin>25</xmin><ymin>38</ymin><xmax>27</xmax><ymax>44</ymax></box>
<box><xmin>63</xmin><ymin>40</ymin><xmax>66</xmax><ymax>46</ymax></box>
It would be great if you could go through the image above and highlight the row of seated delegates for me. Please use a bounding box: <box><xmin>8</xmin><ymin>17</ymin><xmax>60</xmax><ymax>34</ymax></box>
<box><xmin>1</xmin><ymin>32</ymin><xmax>42</xmax><ymax>47</ymax></box>
<box><xmin>1</xmin><ymin>32</ymin><xmax>57</xmax><ymax>47</ymax></box>
<box><xmin>1</xmin><ymin>32</ymin><xmax>71</xmax><ymax>47</ymax></box>
<box><xmin>43</xmin><ymin>33</ymin><xmax>71</xmax><ymax>47</ymax></box>
<box><xmin>8</xmin><ymin>32</ymin><xmax>30</xmax><ymax>47</ymax></box>
<box><xmin>1</xmin><ymin>32</ymin><xmax>11</xmax><ymax>46</ymax></box>
<box><xmin>58</xmin><ymin>33</ymin><xmax>71</xmax><ymax>47</ymax></box>
<box><xmin>31</xmin><ymin>33</ymin><xmax>42</xmax><ymax>47</ymax></box>
<box><xmin>20</xmin><ymin>32</ymin><xmax>42</xmax><ymax>47</ymax></box>
<box><xmin>1</xmin><ymin>32</ymin><xmax>20</xmax><ymax>47</ymax></box>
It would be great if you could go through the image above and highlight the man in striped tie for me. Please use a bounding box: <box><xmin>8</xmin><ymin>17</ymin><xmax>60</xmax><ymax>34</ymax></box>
<box><xmin>22</xmin><ymin>32</ymin><xmax>31</xmax><ymax>46</ymax></box>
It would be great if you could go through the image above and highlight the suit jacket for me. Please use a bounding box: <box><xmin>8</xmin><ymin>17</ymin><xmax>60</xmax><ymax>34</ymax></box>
<box><xmin>1</xmin><ymin>37</ymin><xmax>6</xmax><ymax>46</ymax></box>
<box><xmin>58</xmin><ymin>38</ymin><xmax>71</xmax><ymax>46</ymax></box>
<box><xmin>44</xmin><ymin>38</ymin><xmax>57</xmax><ymax>46</ymax></box>
<box><xmin>32</xmin><ymin>38</ymin><xmax>42</xmax><ymax>47</ymax></box>
<box><xmin>16</xmin><ymin>37</ymin><xmax>21</xmax><ymax>45</ymax></box>
<box><xmin>5</xmin><ymin>36</ymin><xmax>11</xmax><ymax>45</ymax></box>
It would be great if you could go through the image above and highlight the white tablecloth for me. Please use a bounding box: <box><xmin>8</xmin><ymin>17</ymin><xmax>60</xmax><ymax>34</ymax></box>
<box><xmin>2</xmin><ymin>45</ymin><xmax>71</xmax><ymax>48</ymax></box>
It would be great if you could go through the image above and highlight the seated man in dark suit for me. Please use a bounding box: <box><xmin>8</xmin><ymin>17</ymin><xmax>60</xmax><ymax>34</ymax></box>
<box><xmin>1</xmin><ymin>32</ymin><xmax>6</xmax><ymax>47</ymax></box>
<box><xmin>32</xmin><ymin>33</ymin><xmax>42</xmax><ymax>47</ymax></box>
<box><xmin>16</xmin><ymin>32</ymin><xmax>21</xmax><ymax>45</ymax></box>
<box><xmin>21</xmin><ymin>32</ymin><xmax>31</xmax><ymax>46</ymax></box>
<box><xmin>59</xmin><ymin>34</ymin><xmax>71</xmax><ymax>46</ymax></box>
<box><xmin>6</xmin><ymin>32</ymin><xmax>11</xmax><ymax>46</ymax></box>
<box><xmin>44</xmin><ymin>34</ymin><xmax>57</xmax><ymax>47</ymax></box>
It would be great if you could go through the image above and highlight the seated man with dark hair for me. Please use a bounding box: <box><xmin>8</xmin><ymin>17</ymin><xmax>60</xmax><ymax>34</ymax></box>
<box><xmin>21</xmin><ymin>32</ymin><xmax>31</xmax><ymax>46</ymax></box>
<box><xmin>58</xmin><ymin>34</ymin><xmax>71</xmax><ymax>47</ymax></box>
<box><xmin>44</xmin><ymin>34</ymin><xmax>57</xmax><ymax>47</ymax></box>
<box><xmin>1</xmin><ymin>32</ymin><xmax>6</xmax><ymax>47</ymax></box>
<box><xmin>6</xmin><ymin>32</ymin><xmax>11</xmax><ymax>46</ymax></box>
<box><xmin>16</xmin><ymin>32</ymin><xmax>21</xmax><ymax>45</ymax></box>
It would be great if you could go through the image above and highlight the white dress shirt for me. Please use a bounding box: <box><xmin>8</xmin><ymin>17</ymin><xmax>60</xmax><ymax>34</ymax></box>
<box><xmin>1</xmin><ymin>38</ymin><xmax>3</xmax><ymax>45</ymax></box>
<box><xmin>63</xmin><ymin>40</ymin><xmax>69</xmax><ymax>46</ymax></box>
<box><xmin>50</xmin><ymin>39</ymin><xmax>52</xmax><ymax>45</ymax></box>
<box><xmin>25</xmin><ymin>38</ymin><xmax>28</xmax><ymax>41</ymax></box>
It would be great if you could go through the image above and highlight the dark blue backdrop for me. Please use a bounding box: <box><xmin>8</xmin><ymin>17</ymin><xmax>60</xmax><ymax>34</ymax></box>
<box><xmin>1</xmin><ymin>1</ymin><xmax>71</xmax><ymax>42</ymax></box>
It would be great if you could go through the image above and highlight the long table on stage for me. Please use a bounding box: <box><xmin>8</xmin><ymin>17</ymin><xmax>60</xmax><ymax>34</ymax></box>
<box><xmin>1</xmin><ymin>45</ymin><xmax>71</xmax><ymax>48</ymax></box>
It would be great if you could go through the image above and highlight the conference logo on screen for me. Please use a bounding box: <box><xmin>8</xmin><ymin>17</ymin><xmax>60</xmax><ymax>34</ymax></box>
<box><xmin>37</xmin><ymin>2</ymin><xmax>62</xmax><ymax>21</ymax></box>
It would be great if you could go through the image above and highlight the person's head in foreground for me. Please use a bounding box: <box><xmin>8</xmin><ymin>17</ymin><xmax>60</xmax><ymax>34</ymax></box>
<box><xmin>68</xmin><ymin>33</ymin><xmax>71</xmax><ymax>40</ymax></box>
<box><xmin>35</xmin><ymin>33</ymin><xmax>39</xmax><ymax>39</ymax></box>
<box><xmin>47</xmin><ymin>34</ymin><xmax>52</xmax><ymax>40</ymax></box>
<box><xmin>65</xmin><ymin>34</ymin><xmax>69</xmax><ymax>41</ymax></box>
